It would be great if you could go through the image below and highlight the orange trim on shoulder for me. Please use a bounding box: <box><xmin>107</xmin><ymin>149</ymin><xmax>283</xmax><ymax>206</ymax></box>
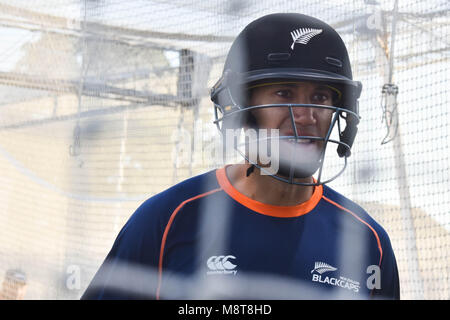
<box><xmin>322</xmin><ymin>195</ymin><xmax>383</xmax><ymax>266</ymax></box>
<box><xmin>216</xmin><ymin>166</ymin><xmax>323</xmax><ymax>218</ymax></box>
<box><xmin>156</xmin><ymin>187</ymin><xmax>222</xmax><ymax>300</ymax></box>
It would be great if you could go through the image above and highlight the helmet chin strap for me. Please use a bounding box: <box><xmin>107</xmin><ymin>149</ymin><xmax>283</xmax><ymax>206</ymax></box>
<box><xmin>246</xmin><ymin>164</ymin><xmax>255</xmax><ymax>177</ymax></box>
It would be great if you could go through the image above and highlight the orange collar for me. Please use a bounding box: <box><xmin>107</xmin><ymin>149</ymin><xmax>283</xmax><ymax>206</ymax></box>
<box><xmin>216</xmin><ymin>166</ymin><xmax>323</xmax><ymax>218</ymax></box>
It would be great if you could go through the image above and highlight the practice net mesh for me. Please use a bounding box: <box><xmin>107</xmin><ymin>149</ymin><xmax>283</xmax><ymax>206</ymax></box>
<box><xmin>0</xmin><ymin>0</ymin><xmax>448</xmax><ymax>299</ymax></box>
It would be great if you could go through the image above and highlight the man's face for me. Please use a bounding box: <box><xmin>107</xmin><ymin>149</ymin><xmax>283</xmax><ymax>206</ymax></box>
<box><xmin>247</xmin><ymin>81</ymin><xmax>336</xmax><ymax>179</ymax></box>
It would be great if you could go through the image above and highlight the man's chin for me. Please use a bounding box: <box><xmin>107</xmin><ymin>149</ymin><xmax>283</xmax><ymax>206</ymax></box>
<box><xmin>274</xmin><ymin>140</ymin><xmax>323</xmax><ymax>179</ymax></box>
<box><xmin>275</xmin><ymin>161</ymin><xmax>321</xmax><ymax>180</ymax></box>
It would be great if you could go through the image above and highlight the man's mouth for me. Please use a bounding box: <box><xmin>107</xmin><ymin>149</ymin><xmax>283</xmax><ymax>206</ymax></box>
<box><xmin>286</xmin><ymin>137</ymin><xmax>315</xmax><ymax>144</ymax></box>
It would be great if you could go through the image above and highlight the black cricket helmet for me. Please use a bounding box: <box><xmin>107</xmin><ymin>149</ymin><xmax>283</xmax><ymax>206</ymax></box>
<box><xmin>211</xmin><ymin>13</ymin><xmax>362</xmax><ymax>185</ymax></box>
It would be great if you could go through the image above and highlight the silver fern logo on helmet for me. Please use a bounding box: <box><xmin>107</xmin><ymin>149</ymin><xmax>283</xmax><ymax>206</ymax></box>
<box><xmin>290</xmin><ymin>28</ymin><xmax>323</xmax><ymax>49</ymax></box>
<box><xmin>311</xmin><ymin>261</ymin><xmax>337</xmax><ymax>274</ymax></box>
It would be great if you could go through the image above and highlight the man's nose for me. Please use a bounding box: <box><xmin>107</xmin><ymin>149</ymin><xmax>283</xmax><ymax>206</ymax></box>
<box><xmin>290</xmin><ymin>100</ymin><xmax>316</xmax><ymax>126</ymax></box>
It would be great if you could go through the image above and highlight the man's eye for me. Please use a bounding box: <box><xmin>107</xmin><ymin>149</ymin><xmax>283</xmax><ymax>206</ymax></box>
<box><xmin>312</xmin><ymin>93</ymin><xmax>331</xmax><ymax>103</ymax></box>
<box><xmin>275</xmin><ymin>90</ymin><xmax>292</xmax><ymax>98</ymax></box>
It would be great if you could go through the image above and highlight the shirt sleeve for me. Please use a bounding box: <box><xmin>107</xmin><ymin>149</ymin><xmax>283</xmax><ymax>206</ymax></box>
<box><xmin>372</xmin><ymin>235</ymin><xmax>400</xmax><ymax>300</ymax></box>
<box><xmin>81</xmin><ymin>198</ymin><xmax>166</xmax><ymax>300</ymax></box>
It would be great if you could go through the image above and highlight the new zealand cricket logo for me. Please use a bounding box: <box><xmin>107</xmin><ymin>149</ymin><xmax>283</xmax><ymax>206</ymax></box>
<box><xmin>290</xmin><ymin>28</ymin><xmax>323</xmax><ymax>50</ymax></box>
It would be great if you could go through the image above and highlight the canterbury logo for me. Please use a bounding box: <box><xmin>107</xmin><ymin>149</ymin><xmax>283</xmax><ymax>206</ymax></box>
<box><xmin>290</xmin><ymin>28</ymin><xmax>323</xmax><ymax>49</ymax></box>
<box><xmin>311</xmin><ymin>261</ymin><xmax>337</xmax><ymax>274</ymax></box>
<box><xmin>207</xmin><ymin>255</ymin><xmax>237</xmax><ymax>271</ymax></box>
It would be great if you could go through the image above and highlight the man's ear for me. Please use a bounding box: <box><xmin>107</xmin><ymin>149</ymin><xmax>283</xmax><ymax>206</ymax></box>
<box><xmin>240</xmin><ymin>88</ymin><xmax>259</xmax><ymax>130</ymax></box>
<box><xmin>244</xmin><ymin>109</ymin><xmax>258</xmax><ymax>129</ymax></box>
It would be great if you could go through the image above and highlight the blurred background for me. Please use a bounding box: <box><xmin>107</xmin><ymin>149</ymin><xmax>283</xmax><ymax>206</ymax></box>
<box><xmin>0</xmin><ymin>0</ymin><xmax>448</xmax><ymax>299</ymax></box>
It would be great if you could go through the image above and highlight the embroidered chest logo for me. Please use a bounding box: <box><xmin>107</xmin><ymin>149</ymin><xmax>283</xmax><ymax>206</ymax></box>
<box><xmin>311</xmin><ymin>261</ymin><xmax>337</xmax><ymax>274</ymax></box>
<box><xmin>290</xmin><ymin>28</ymin><xmax>323</xmax><ymax>50</ymax></box>
<box><xmin>311</xmin><ymin>261</ymin><xmax>360</xmax><ymax>293</ymax></box>
<box><xmin>206</xmin><ymin>255</ymin><xmax>237</xmax><ymax>275</ymax></box>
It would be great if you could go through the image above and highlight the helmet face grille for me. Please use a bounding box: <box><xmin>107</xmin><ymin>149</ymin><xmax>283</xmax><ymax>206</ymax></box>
<box><xmin>213</xmin><ymin>98</ymin><xmax>356</xmax><ymax>186</ymax></box>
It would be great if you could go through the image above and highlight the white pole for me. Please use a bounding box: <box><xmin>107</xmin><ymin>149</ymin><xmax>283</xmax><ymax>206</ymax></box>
<box><xmin>387</xmin><ymin>0</ymin><xmax>424</xmax><ymax>299</ymax></box>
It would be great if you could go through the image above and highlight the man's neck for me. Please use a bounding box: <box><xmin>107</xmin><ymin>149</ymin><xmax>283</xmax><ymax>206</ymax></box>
<box><xmin>225</xmin><ymin>164</ymin><xmax>314</xmax><ymax>206</ymax></box>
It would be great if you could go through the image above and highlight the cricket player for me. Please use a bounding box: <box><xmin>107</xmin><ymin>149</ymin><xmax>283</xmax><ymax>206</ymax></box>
<box><xmin>82</xmin><ymin>13</ymin><xmax>399</xmax><ymax>300</ymax></box>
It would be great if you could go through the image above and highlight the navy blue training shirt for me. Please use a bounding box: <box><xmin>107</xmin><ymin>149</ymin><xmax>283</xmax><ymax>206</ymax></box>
<box><xmin>81</xmin><ymin>166</ymin><xmax>400</xmax><ymax>300</ymax></box>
